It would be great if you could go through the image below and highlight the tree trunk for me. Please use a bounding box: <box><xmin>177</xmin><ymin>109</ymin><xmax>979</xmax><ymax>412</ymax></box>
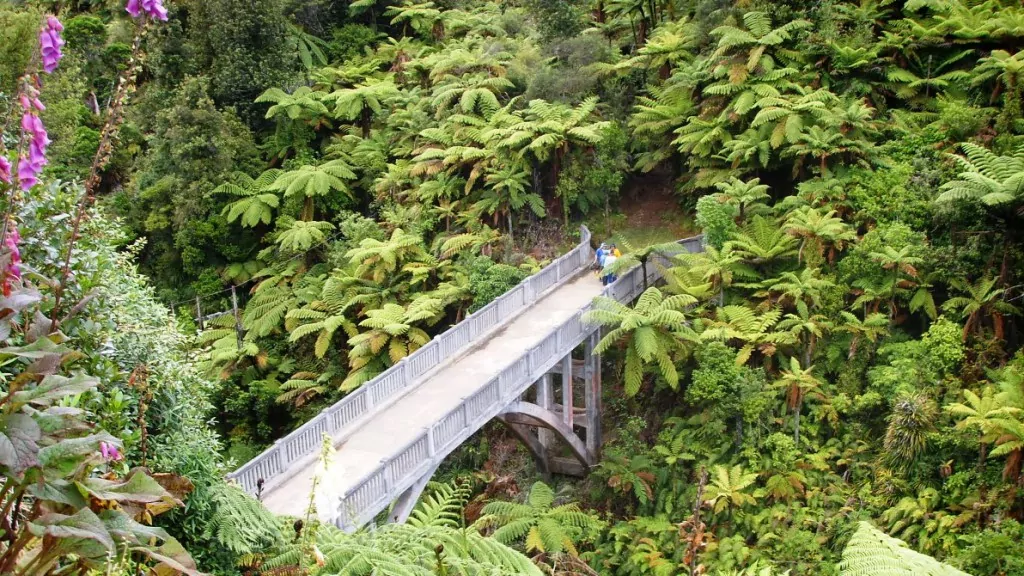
<box><xmin>641</xmin><ymin>258</ymin><xmax>649</xmax><ymax>290</ymax></box>
<box><xmin>793</xmin><ymin>406</ymin><xmax>801</xmax><ymax>444</ymax></box>
<box><xmin>303</xmin><ymin>196</ymin><xmax>314</xmax><ymax>221</ymax></box>
<box><xmin>361</xmin><ymin>107</ymin><xmax>372</xmax><ymax>139</ymax></box>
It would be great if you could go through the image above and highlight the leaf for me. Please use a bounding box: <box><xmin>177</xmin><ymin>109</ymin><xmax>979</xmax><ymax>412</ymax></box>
<box><xmin>0</xmin><ymin>336</ymin><xmax>68</xmax><ymax>359</ymax></box>
<box><xmin>77</xmin><ymin>469</ymin><xmax>177</xmax><ymax>505</ymax></box>
<box><xmin>38</xmin><ymin>432</ymin><xmax>119</xmax><ymax>480</ymax></box>
<box><xmin>27</xmin><ymin>478</ymin><xmax>90</xmax><ymax>508</ymax></box>
<box><xmin>13</xmin><ymin>373</ymin><xmax>98</xmax><ymax>406</ymax></box>
<box><xmin>100</xmin><ymin>509</ymin><xmax>173</xmax><ymax>545</ymax></box>
<box><xmin>28</xmin><ymin>508</ymin><xmax>115</xmax><ymax>554</ymax></box>
<box><xmin>0</xmin><ymin>413</ymin><xmax>41</xmax><ymax>474</ymax></box>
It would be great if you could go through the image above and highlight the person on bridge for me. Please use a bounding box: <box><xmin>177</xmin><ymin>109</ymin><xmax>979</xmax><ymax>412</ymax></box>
<box><xmin>602</xmin><ymin>249</ymin><xmax>618</xmax><ymax>285</ymax></box>
<box><xmin>594</xmin><ymin>242</ymin><xmax>608</xmax><ymax>272</ymax></box>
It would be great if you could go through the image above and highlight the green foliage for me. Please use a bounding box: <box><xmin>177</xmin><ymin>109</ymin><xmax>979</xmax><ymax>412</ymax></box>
<box><xmin>585</xmin><ymin>287</ymin><xmax>699</xmax><ymax>395</ymax></box>
<box><xmin>838</xmin><ymin>522</ymin><xmax>970</xmax><ymax>576</ymax></box>
<box><xmin>205</xmin><ymin>483</ymin><xmax>283</xmax><ymax>554</ymax></box>
<box><xmin>468</xmin><ymin>256</ymin><xmax>529</xmax><ymax>312</ymax></box>
<box><xmin>475</xmin><ymin>481</ymin><xmax>602</xmax><ymax>558</ymax></box>
<box><xmin>258</xmin><ymin>480</ymin><xmax>543</xmax><ymax>575</ymax></box>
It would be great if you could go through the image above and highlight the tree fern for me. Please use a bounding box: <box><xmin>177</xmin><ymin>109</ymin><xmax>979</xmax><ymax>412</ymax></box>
<box><xmin>406</xmin><ymin>481</ymin><xmax>472</xmax><ymax>528</ymax></box>
<box><xmin>256</xmin><ymin>519</ymin><xmax>543</xmax><ymax>576</ymax></box>
<box><xmin>206</xmin><ymin>483</ymin><xmax>283</xmax><ymax>555</ymax></box>
<box><xmin>838</xmin><ymin>521</ymin><xmax>971</xmax><ymax>576</ymax></box>
<box><xmin>474</xmin><ymin>481</ymin><xmax>602</xmax><ymax>558</ymax></box>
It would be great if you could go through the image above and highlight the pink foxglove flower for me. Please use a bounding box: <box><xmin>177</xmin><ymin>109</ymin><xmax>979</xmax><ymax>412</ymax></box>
<box><xmin>16</xmin><ymin>156</ymin><xmax>41</xmax><ymax>191</ymax></box>
<box><xmin>126</xmin><ymin>0</ymin><xmax>168</xmax><ymax>21</ymax></box>
<box><xmin>0</xmin><ymin>157</ymin><xmax>10</xmax><ymax>184</ymax></box>
<box><xmin>39</xmin><ymin>16</ymin><xmax>64</xmax><ymax>74</ymax></box>
<box><xmin>17</xmin><ymin>111</ymin><xmax>49</xmax><ymax>191</ymax></box>
<box><xmin>100</xmin><ymin>441</ymin><xmax>123</xmax><ymax>461</ymax></box>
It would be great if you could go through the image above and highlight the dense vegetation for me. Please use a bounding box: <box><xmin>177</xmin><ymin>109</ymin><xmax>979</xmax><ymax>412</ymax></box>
<box><xmin>3</xmin><ymin>0</ymin><xmax>1024</xmax><ymax>573</ymax></box>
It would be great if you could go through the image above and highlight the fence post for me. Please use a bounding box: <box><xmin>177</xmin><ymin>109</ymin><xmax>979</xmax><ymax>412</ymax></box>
<box><xmin>426</xmin><ymin>425</ymin><xmax>436</xmax><ymax>457</ymax></box>
<box><xmin>195</xmin><ymin>296</ymin><xmax>204</xmax><ymax>331</ymax></box>
<box><xmin>231</xmin><ymin>285</ymin><xmax>243</xmax><ymax>350</ymax></box>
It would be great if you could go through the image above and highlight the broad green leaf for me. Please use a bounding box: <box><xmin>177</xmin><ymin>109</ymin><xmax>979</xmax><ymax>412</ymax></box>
<box><xmin>13</xmin><ymin>373</ymin><xmax>98</xmax><ymax>406</ymax></box>
<box><xmin>28</xmin><ymin>508</ymin><xmax>115</xmax><ymax>553</ymax></box>
<box><xmin>77</xmin><ymin>469</ymin><xmax>175</xmax><ymax>505</ymax></box>
<box><xmin>0</xmin><ymin>413</ymin><xmax>41</xmax><ymax>474</ymax></box>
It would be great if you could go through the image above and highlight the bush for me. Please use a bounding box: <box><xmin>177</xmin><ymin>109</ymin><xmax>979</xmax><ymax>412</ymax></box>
<box><xmin>469</xmin><ymin>256</ymin><xmax>529</xmax><ymax>311</ymax></box>
<box><xmin>695</xmin><ymin>194</ymin><xmax>737</xmax><ymax>249</ymax></box>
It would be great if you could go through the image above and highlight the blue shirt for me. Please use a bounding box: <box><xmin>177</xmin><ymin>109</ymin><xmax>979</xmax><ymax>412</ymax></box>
<box><xmin>596</xmin><ymin>247</ymin><xmax>606</xmax><ymax>266</ymax></box>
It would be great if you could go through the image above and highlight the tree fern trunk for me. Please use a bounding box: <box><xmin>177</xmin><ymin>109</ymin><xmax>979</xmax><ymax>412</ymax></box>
<box><xmin>793</xmin><ymin>406</ymin><xmax>801</xmax><ymax>444</ymax></box>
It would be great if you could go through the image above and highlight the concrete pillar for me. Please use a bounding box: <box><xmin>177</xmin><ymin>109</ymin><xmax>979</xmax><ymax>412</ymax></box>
<box><xmin>584</xmin><ymin>331</ymin><xmax>602</xmax><ymax>456</ymax></box>
<box><xmin>536</xmin><ymin>374</ymin><xmax>555</xmax><ymax>453</ymax></box>
<box><xmin>561</xmin><ymin>354</ymin><xmax>573</xmax><ymax>428</ymax></box>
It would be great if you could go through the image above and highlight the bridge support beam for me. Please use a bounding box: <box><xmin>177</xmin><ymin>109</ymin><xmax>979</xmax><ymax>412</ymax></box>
<box><xmin>498</xmin><ymin>337</ymin><xmax>602</xmax><ymax>476</ymax></box>
<box><xmin>387</xmin><ymin>462</ymin><xmax>441</xmax><ymax>524</ymax></box>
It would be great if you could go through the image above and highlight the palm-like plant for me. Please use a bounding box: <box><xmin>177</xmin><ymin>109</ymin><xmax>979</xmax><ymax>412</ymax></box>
<box><xmin>698</xmin><ymin>305</ymin><xmax>795</xmax><ymax>366</ymax></box>
<box><xmin>854</xmin><ymin>246</ymin><xmax>924</xmax><ymax>320</ymax></box>
<box><xmin>626</xmin><ymin>17</ymin><xmax>698</xmax><ymax>75</ymax></box>
<box><xmin>474</xmin><ymin>481</ymin><xmax>600</xmax><ymax>558</ymax></box>
<box><xmin>838</xmin><ymin>311</ymin><xmax>889</xmax><ymax>360</ymax></box>
<box><xmin>258</xmin><ymin>481</ymin><xmax>543</xmax><ymax>576</ymax></box>
<box><xmin>773</xmin><ymin>356</ymin><xmax>825</xmax><ymax>443</ymax></box>
<box><xmin>750</xmin><ymin>86</ymin><xmax>836</xmax><ymax>149</ymax></box>
<box><xmin>287</xmin><ymin>278</ymin><xmax>360</xmax><ymax>359</ymax></box>
<box><xmin>607</xmin><ymin>237</ymin><xmax>688</xmax><ymax>291</ymax></box>
<box><xmin>346</xmin><ymin>228</ymin><xmax>428</xmax><ymax>283</ymax></box>
<box><xmin>778</xmin><ymin>304</ymin><xmax>834</xmax><ymax>369</ymax></box>
<box><xmin>709</xmin><ymin>11</ymin><xmax>811</xmax><ymax>72</ymax></box>
<box><xmin>935</xmin><ymin>142</ymin><xmax>1024</xmax><ymax>281</ymax></box>
<box><xmin>943</xmin><ymin>276</ymin><xmax>1020</xmax><ymax>341</ymax></box>
<box><xmin>783</xmin><ymin>206</ymin><xmax>855</xmax><ymax>264</ymax></box>
<box><xmin>583</xmin><ymin>287</ymin><xmax>698</xmax><ymax>396</ymax></box>
<box><xmin>257</xmin><ymin>86</ymin><xmax>330</xmax><ymax>125</ymax></box>
<box><xmin>629</xmin><ymin>82</ymin><xmax>693</xmax><ymax>172</ymax></box>
<box><xmin>973</xmin><ymin>49</ymin><xmax>1024</xmax><ymax>133</ymax></box>
<box><xmin>344</xmin><ymin>302</ymin><xmax>433</xmax><ymax>390</ymax></box>
<box><xmin>884</xmin><ymin>393</ymin><xmax>937</xmax><ymax>471</ymax></box>
<box><xmin>714</xmin><ymin>177</ymin><xmax>770</xmax><ymax>221</ymax></box>
<box><xmin>724</xmin><ymin>216</ymin><xmax>799</xmax><ymax>270</ymax></box>
<box><xmin>486</xmin><ymin>97</ymin><xmax>610</xmax><ymax>194</ymax></box>
<box><xmin>839</xmin><ymin>521</ymin><xmax>969</xmax><ymax>576</ymax></box>
<box><xmin>756</xmin><ymin>268</ymin><xmax>835</xmax><ymax>311</ymax></box>
<box><xmin>884</xmin><ymin>51</ymin><xmax>972</xmax><ymax>107</ymax></box>
<box><xmin>328</xmin><ymin>78</ymin><xmax>401</xmax><ymax>137</ymax></box>
<box><xmin>704</xmin><ymin>465</ymin><xmax>758</xmax><ymax>514</ymax></box>
<box><xmin>476</xmin><ymin>162</ymin><xmax>544</xmax><ymax>239</ymax></box>
<box><xmin>386</xmin><ymin>1</ymin><xmax>444</xmax><ymax>39</ymax></box>
<box><xmin>670</xmin><ymin>245</ymin><xmax>757</xmax><ymax>294</ymax></box>
<box><xmin>213</xmin><ymin>170</ymin><xmax>282</xmax><ymax>228</ymax></box>
<box><xmin>269</xmin><ymin>159</ymin><xmax>357</xmax><ymax>220</ymax></box>
<box><xmin>936</xmin><ymin>142</ymin><xmax>1024</xmax><ymax>211</ymax></box>
<box><xmin>275</xmin><ymin>219</ymin><xmax>335</xmax><ymax>252</ymax></box>
<box><xmin>430</xmin><ymin>74</ymin><xmax>512</xmax><ymax>118</ymax></box>
<box><xmin>945</xmin><ymin>387</ymin><xmax>1017</xmax><ymax>469</ymax></box>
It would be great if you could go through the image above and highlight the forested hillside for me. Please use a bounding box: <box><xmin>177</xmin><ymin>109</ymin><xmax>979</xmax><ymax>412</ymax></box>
<box><xmin>2</xmin><ymin>0</ymin><xmax>1024</xmax><ymax>574</ymax></box>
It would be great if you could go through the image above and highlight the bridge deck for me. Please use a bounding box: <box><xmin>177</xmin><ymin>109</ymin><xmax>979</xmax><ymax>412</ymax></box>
<box><xmin>261</xmin><ymin>271</ymin><xmax>604</xmax><ymax>518</ymax></box>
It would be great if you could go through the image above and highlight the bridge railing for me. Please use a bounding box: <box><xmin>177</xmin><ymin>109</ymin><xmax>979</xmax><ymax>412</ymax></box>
<box><xmin>229</xmin><ymin>226</ymin><xmax>595</xmax><ymax>495</ymax></box>
<box><xmin>334</xmin><ymin>233</ymin><xmax>705</xmax><ymax>528</ymax></box>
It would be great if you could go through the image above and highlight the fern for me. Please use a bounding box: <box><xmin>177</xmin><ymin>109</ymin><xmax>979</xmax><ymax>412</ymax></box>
<box><xmin>838</xmin><ymin>522</ymin><xmax>971</xmax><ymax>576</ymax></box>
<box><xmin>206</xmin><ymin>483</ymin><xmax>283</xmax><ymax>555</ymax></box>
<box><xmin>406</xmin><ymin>481</ymin><xmax>472</xmax><ymax>528</ymax></box>
<box><xmin>257</xmin><ymin>519</ymin><xmax>543</xmax><ymax>576</ymax></box>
